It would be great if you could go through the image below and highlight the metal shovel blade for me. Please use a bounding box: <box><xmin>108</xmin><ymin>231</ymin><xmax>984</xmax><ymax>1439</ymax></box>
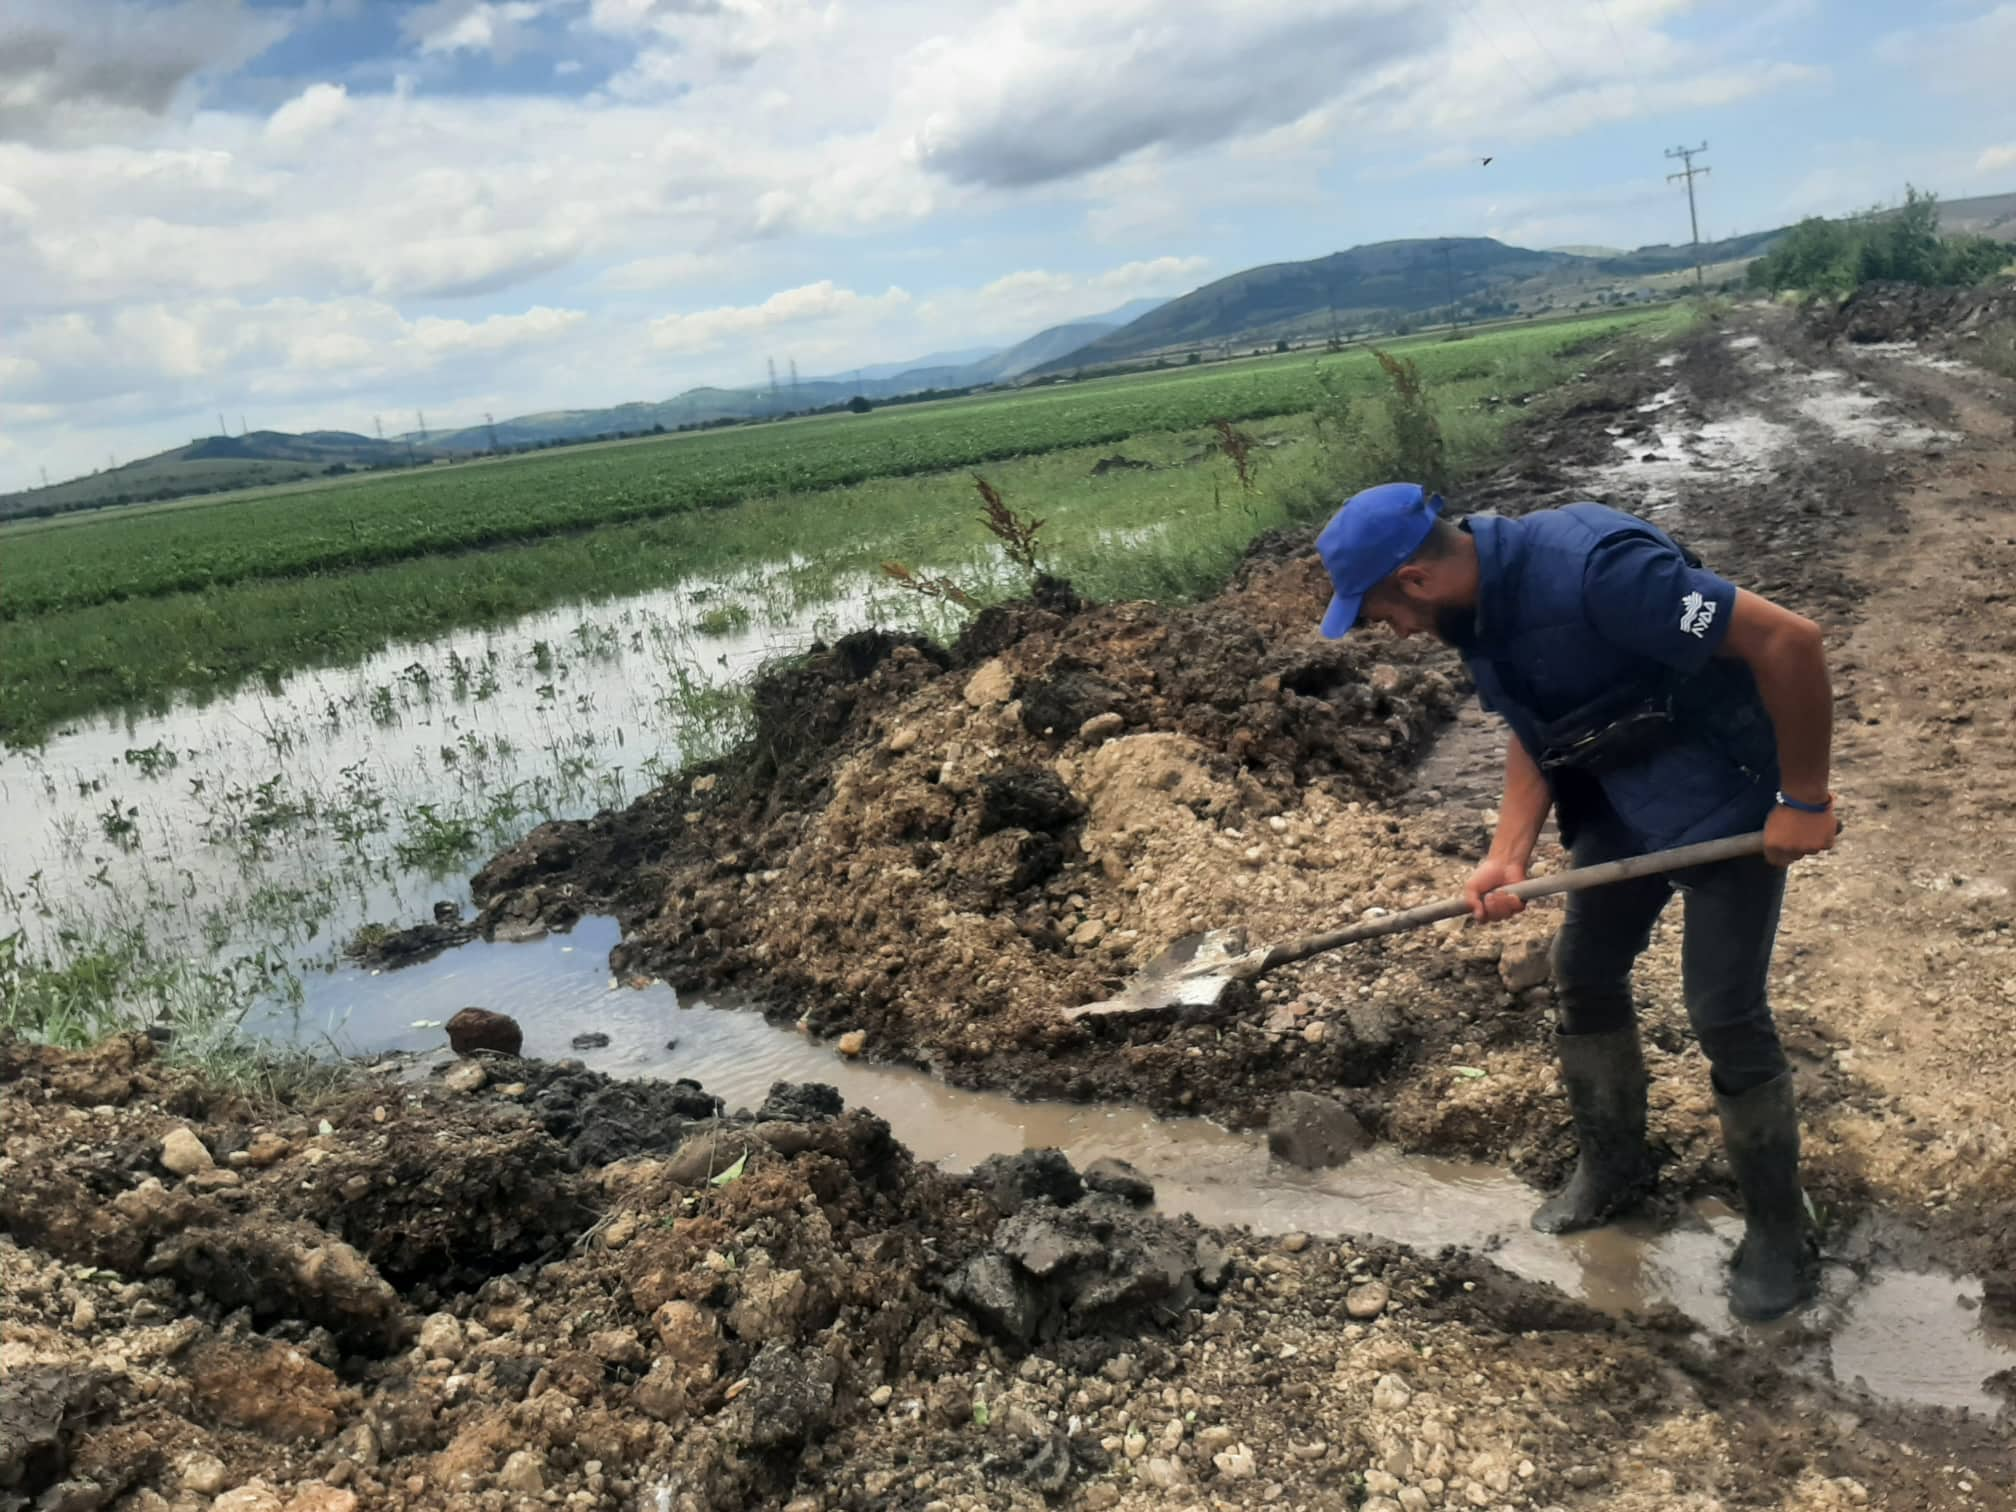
<box><xmin>1062</xmin><ymin>926</ymin><xmax>1249</xmax><ymax>1022</ymax></box>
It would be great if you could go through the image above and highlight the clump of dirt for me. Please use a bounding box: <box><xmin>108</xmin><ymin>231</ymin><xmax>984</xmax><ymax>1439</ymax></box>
<box><xmin>4</xmin><ymin>1037</ymin><xmax>2004</xmax><ymax>1512</ymax></box>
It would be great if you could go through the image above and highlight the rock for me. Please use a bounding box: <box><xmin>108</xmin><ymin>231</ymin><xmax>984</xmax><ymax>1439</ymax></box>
<box><xmin>869</xmin><ymin>1385</ymin><xmax>893</xmax><ymax>1407</ymax></box>
<box><xmin>1212</xmin><ymin>1444</ymin><xmax>1257</xmax><ymax>1480</ymax></box>
<box><xmin>971</xmin><ymin>1149</ymin><xmax>1085</xmax><ymax>1214</ymax></box>
<box><xmin>963</xmin><ymin>659</ymin><xmax>1015</xmax><ymax>708</ymax></box>
<box><xmin>945</xmin><ymin>1252</ymin><xmax>1037</xmax><ymax>1343</ymax></box>
<box><xmin>1142</xmin><ymin>1457</ymin><xmax>1187</xmax><ymax>1489</ymax></box>
<box><xmin>1266</xmin><ymin>1091</ymin><xmax>1370</xmax><ymax>1169</ymax></box>
<box><xmin>242</xmin><ymin>1132</ymin><xmax>290</xmax><ymax>1167</ymax></box>
<box><xmin>497</xmin><ymin>1450</ymin><xmax>545</xmax><ymax>1495</ymax></box>
<box><xmin>1280</xmin><ymin>1232</ymin><xmax>1310</xmax><ymax>1253</ymax></box>
<box><xmin>188</xmin><ymin>1168</ymin><xmax>241</xmax><ymax>1191</ymax></box>
<box><xmin>726</xmin><ymin>1258</ymin><xmax>812</xmax><ymax>1343</ymax></box>
<box><xmin>756</xmin><ymin>1082</ymin><xmax>844</xmax><ymax>1122</ymax></box>
<box><xmin>1194</xmin><ymin>1238</ymin><xmax>1233</xmax><ymax>1291</ymax></box>
<box><xmin>1082</xmin><ymin>1157</ymin><xmax>1154</xmax><ymax>1206</ymax></box>
<box><xmin>1078</xmin><ymin>712</ymin><xmax>1125</xmax><ymax>743</ymax></box>
<box><xmin>1498</xmin><ymin>934</ymin><xmax>1554</xmax><ymax>992</ymax></box>
<box><xmin>731</xmin><ymin>1343</ymin><xmax>838</xmax><ymax>1450</ymax></box>
<box><xmin>588</xmin><ymin>1328</ymin><xmax>645</xmax><ymax>1366</ymax></box>
<box><xmin>176</xmin><ymin>1452</ymin><xmax>228</xmax><ymax>1495</ymax></box>
<box><xmin>651</xmin><ymin>1300</ymin><xmax>721</xmax><ymax>1378</ymax></box>
<box><xmin>1070</xmin><ymin>918</ymin><xmax>1107</xmax><ymax>947</ymax></box>
<box><xmin>602</xmin><ymin>1213</ymin><xmax>639</xmax><ymax>1250</ymax></box>
<box><xmin>445</xmin><ymin>1007</ymin><xmax>522</xmax><ymax>1057</ymax></box>
<box><xmin>1346</xmin><ymin>1280</ymin><xmax>1391</xmax><ymax>1319</ymax></box>
<box><xmin>886</xmin><ymin>726</ymin><xmax>921</xmax><ymax>753</ymax></box>
<box><xmin>440</xmin><ymin>1061</ymin><xmax>487</xmax><ymax>1095</ymax></box>
<box><xmin>212</xmin><ymin>1486</ymin><xmax>284</xmax><ymax>1512</ymax></box>
<box><xmin>418</xmin><ymin>1312</ymin><xmax>466</xmax><ymax>1361</ymax></box>
<box><xmin>1371</xmin><ymin>1373</ymin><xmax>1413</xmax><ymax>1412</ymax></box>
<box><xmin>569</xmin><ymin>1032</ymin><xmax>611</xmax><ymax>1050</ymax></box>
<box><xmin>284</xmin><ymin>1487</ymin><xmax>358</xmax><ymax>1512</ymax></box>
<box><xmin>663</xmin><ymin>1129</ymin><xmax>751</xmax><ymax>1185</ymax></box>
<box><xmin>836</xmin><ymin>1030</ymin><xmax>867</xmax><ymax>1058</ymax></box>
<box><xmin>160</xmin><ymin>1127</ymin><xmax>213</xmax><ymax>1176</ymax></box>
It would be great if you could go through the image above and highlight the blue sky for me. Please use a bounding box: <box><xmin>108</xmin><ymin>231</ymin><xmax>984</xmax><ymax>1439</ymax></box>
<box><xmin>2</xmin><ymin>0</ymin><xmax>2011</xmax><ymax>487</ymax></box>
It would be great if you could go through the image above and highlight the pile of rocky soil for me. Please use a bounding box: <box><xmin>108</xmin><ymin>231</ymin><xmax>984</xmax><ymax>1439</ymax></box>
<box><xmin>1812</xmin><ymin>278</ymin><xmax>2016</xmax><ymax>347</ymax></box>
<box><xmin>5</xmin><ymin>1036</ymin><xmax>2006</xmax><ymax>1512</ymax></box>
<box><xmin>463</xmin><ymin>555</ymin><xmax>1511</xmax><ymax>1128</ymax></box>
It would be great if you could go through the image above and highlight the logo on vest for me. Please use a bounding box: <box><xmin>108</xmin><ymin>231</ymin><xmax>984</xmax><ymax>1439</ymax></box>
<box><xmin>1679</xmin><ymin>590</ymin><xmax>1716</xmax><ymax>638</ymax></box>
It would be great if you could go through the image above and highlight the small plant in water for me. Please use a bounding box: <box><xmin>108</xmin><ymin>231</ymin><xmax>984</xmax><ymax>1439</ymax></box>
<box><xmin>975</xmin><ymin>474</ymin><xmax>1046</xmax><ymax>579</ymax></box>
<box><xmin>880</xmin><ymin>560</ymin><xmax>974</xmax><ymax>607</ymax></box>
<box><xmin>393</xmin><ymin>804</ymin><xmax>483</xmax><ymax>872</ymax></box>
<box><xmin>1211</xmin><ymin>419</ymin><xmax>1259</xmax><ymax>491</ymax></box>
<box><xmin>694</xmin><ymin>602</ymin><xmax>753</xmax><ymax>637</ymax></box>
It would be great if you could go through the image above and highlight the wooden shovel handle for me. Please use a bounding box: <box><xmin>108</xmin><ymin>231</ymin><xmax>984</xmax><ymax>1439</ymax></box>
<box><xmin>1247</xmin><ymin>830</ymin><xmax>1771</xmax><ymax>976</ymax></box>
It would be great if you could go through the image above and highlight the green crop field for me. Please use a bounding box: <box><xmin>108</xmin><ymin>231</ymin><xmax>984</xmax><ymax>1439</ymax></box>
<box><xmin>0</xmin><ymin>309</ymin><xmax>1677</xmax><ymax>743</ymax></box>
<box><xmin>0</xmin><ymin>315</ymin><xmax>1656</xmax><ymax>621</ymax></box>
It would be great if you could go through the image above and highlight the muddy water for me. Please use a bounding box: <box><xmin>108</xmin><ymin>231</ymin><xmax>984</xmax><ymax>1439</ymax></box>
<box><xmin>310</xmin><ymin>921</ymin><xmax>2016</xmax><ymax>1418</ymax></box>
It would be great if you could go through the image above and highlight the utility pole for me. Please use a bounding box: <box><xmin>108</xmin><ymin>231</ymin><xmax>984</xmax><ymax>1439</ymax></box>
<box><xmin>373</xmin><ymin>415</ymin><xmax>384</xmax><ymax>441</ymax></box>
<box><xmin>1665</xmin><ymin>142</ymin><xmax>1711</xmax><ymax>289</ymax></box>
<box><xmin>217</xmin><ymin>412</ymin><xmax>228</xmax><ymax>438</ymax></box>
<box><xmin>788</xmin><ymin>358</ymin><xmax>799</xmax><ymax>402</ymax></box>
<box><xmin>484</xmin><ymin>412</ymin><xmax>499</xmax><ymax>452</ymax></box>
<box><xmin>415</xmin><ymin>410</ymin><xmax>429</xmax><ymax>446</ymax></box>
<box><xmin>1435</xmin><ymin>242</ymin><xmax>1459</xmax><ymax>332</ymax></box>
<box><xmin>239</xmin><ymin>414</ymin><xmax>247</xmax><ymax>436</ymax></box>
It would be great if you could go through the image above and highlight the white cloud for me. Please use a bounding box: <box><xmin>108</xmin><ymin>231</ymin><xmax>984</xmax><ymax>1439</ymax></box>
<box><xmin>902</xmin><ymin>0</ymin><xmax>1441</xmax><ymax>189</ymax></box>
<box><xmin>404</xmin><ymin>1</ymin><xmax>552</xmax><ymax>58</ymax></box>
<box><xmin>267</xmin><ymin>84</ymin><xmax>352</xmax><ymax>142</ymax></box>
<box><xmin>1979</xmin><ymin>144</ymin><xmax>2016</xmax><ymax>177</ymax></box>
<box><xmin>650</xmin><ymin>281</ymin><xmax>912</xmax><ymax>354</ymax></box>
<box><xmin>599</xmin><ymin>251</ymin><xmax>736</xmax><ymax>291</ymax></box>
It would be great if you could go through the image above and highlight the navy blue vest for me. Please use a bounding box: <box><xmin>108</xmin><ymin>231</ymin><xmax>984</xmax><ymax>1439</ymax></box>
<box><xmin>1459</xmin><ymin>505</ymin><xmax>1778</xmax><ymax>850</ymax></box>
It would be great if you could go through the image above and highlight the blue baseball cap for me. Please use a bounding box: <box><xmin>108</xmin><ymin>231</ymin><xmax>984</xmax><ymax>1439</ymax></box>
<box><xmin>1316</xmin><ymin>482</ymin><xmax>1443</xmax><ymax>637</ymax></box>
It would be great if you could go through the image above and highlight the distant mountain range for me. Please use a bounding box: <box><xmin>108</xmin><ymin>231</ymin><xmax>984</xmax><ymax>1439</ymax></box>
<box><xmin>418</xmin><ymin>296</ymin><xmax>1173</xmax><ymax>451</ymax></box>
<box><xmin>13</xmin><ymin>192</ymin><xmax>2011</xmax><ymax>516</ymax></box>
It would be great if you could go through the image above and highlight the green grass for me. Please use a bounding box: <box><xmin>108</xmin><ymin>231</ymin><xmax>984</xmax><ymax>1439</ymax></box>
<box><xmin>0</xmin><ymin>315</ymin><xmax>1658</xmax><ymax>621</ymax></box>
<box><xmin>0</xmin><ymin>310</ymin><xmax>1676</xmax><ymax>745</ymax></box>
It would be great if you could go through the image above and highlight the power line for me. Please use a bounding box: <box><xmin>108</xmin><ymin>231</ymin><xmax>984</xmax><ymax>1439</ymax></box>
<box><xmin>1664</xmin><ymin>142</ymin><xmax>1712</xmax><ymax>289</ymax></box>
<box><xmin>1451</xmin><ymin>0</ymin><xmax>1538</xmax><ymax>94</ymax></box>
<box><xmin>1590</xmin><ymin>0</ymin><xmax>1626</xmax><ymax>50</ymax></box>
<box><xmin>1502</xmin><ymin>0</ymin><xmax>1567</xmax><ymax>77</ymax></box>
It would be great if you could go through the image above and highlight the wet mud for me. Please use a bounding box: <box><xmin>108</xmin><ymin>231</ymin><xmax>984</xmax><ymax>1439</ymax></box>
<box><xmin>3</xmin><ymin>1037</ymin><xmax>2008</xmax><ymax>1511</ymax></box>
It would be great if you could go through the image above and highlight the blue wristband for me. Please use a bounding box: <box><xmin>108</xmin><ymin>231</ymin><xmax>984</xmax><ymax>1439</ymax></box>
<box><xmin>1775</xmin><ymin>790</ymin><xmax>1831</xmax><ymax>815</ymax></box>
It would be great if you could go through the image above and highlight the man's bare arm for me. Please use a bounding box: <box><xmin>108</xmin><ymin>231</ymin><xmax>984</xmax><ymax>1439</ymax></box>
<box><xmin>1466</xmin><ymin>733</ymin><xmax>1553</xmax><ymax>920</ymax></box>
<box><xmin>1717</xmin><ymin>588</ymin><xmax>1836</xmax><ymax>866</ymax></box>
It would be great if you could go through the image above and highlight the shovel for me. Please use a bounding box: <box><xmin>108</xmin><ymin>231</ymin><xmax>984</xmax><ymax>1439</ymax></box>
<box><xmin>1063</xmin><ymin>829</ymin><xmax>1775</xmax><ymax>1023</ymax></box>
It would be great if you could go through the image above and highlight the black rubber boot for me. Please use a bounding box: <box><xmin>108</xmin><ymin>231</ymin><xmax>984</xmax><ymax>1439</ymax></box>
<box><xmin>1531</xmin><ymin>1028</ymin><xmax>1653</xmax><ymax>1234</ymax></box>
<box><xmin>1715</xmin><ymin>1072</ymin><xmax>1815</xmax><ymax>1323</ymax></box>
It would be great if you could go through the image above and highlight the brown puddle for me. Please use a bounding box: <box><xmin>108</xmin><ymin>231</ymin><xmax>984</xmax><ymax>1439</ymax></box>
<box><xmin>311</xmin><ymin>921</ymin><xmax>2016</xmax><ymax>1419</ymax></box>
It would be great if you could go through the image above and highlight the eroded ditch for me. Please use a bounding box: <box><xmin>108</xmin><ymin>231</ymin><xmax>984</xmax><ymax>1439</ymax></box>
<box><xmin>332</xmin><ymin>920</ymin><xmax>2016</xmax><ymax>1419</ymax></box>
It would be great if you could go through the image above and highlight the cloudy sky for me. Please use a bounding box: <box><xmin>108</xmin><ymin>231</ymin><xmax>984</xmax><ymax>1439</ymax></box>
<box><xmin>2</xmin><ymin>0</ymin><xmax>2011</xmax><ymax>489</ymax></box>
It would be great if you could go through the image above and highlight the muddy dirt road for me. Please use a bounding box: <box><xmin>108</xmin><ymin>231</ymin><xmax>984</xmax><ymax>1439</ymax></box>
<box><xmin>6</xmin><ymin>301</ymin><xmax>2015</xmax><ymax>1509</ymax></box>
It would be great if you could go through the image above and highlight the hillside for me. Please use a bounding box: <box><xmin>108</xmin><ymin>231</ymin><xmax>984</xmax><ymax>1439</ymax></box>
<box><xmin>1040</xmin><ymin>238</ymin><xmax>1579</xmax><ymax>369</ymax></box>
<box><xmin>426</xmin><ymin>303</ymin><xmax>1171</xmax><ymax>452</ymax></box>
<box><xmin>0</xmin><ymin>429</ymin><xmax>431</xmax><ymax>521</ymax></box>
